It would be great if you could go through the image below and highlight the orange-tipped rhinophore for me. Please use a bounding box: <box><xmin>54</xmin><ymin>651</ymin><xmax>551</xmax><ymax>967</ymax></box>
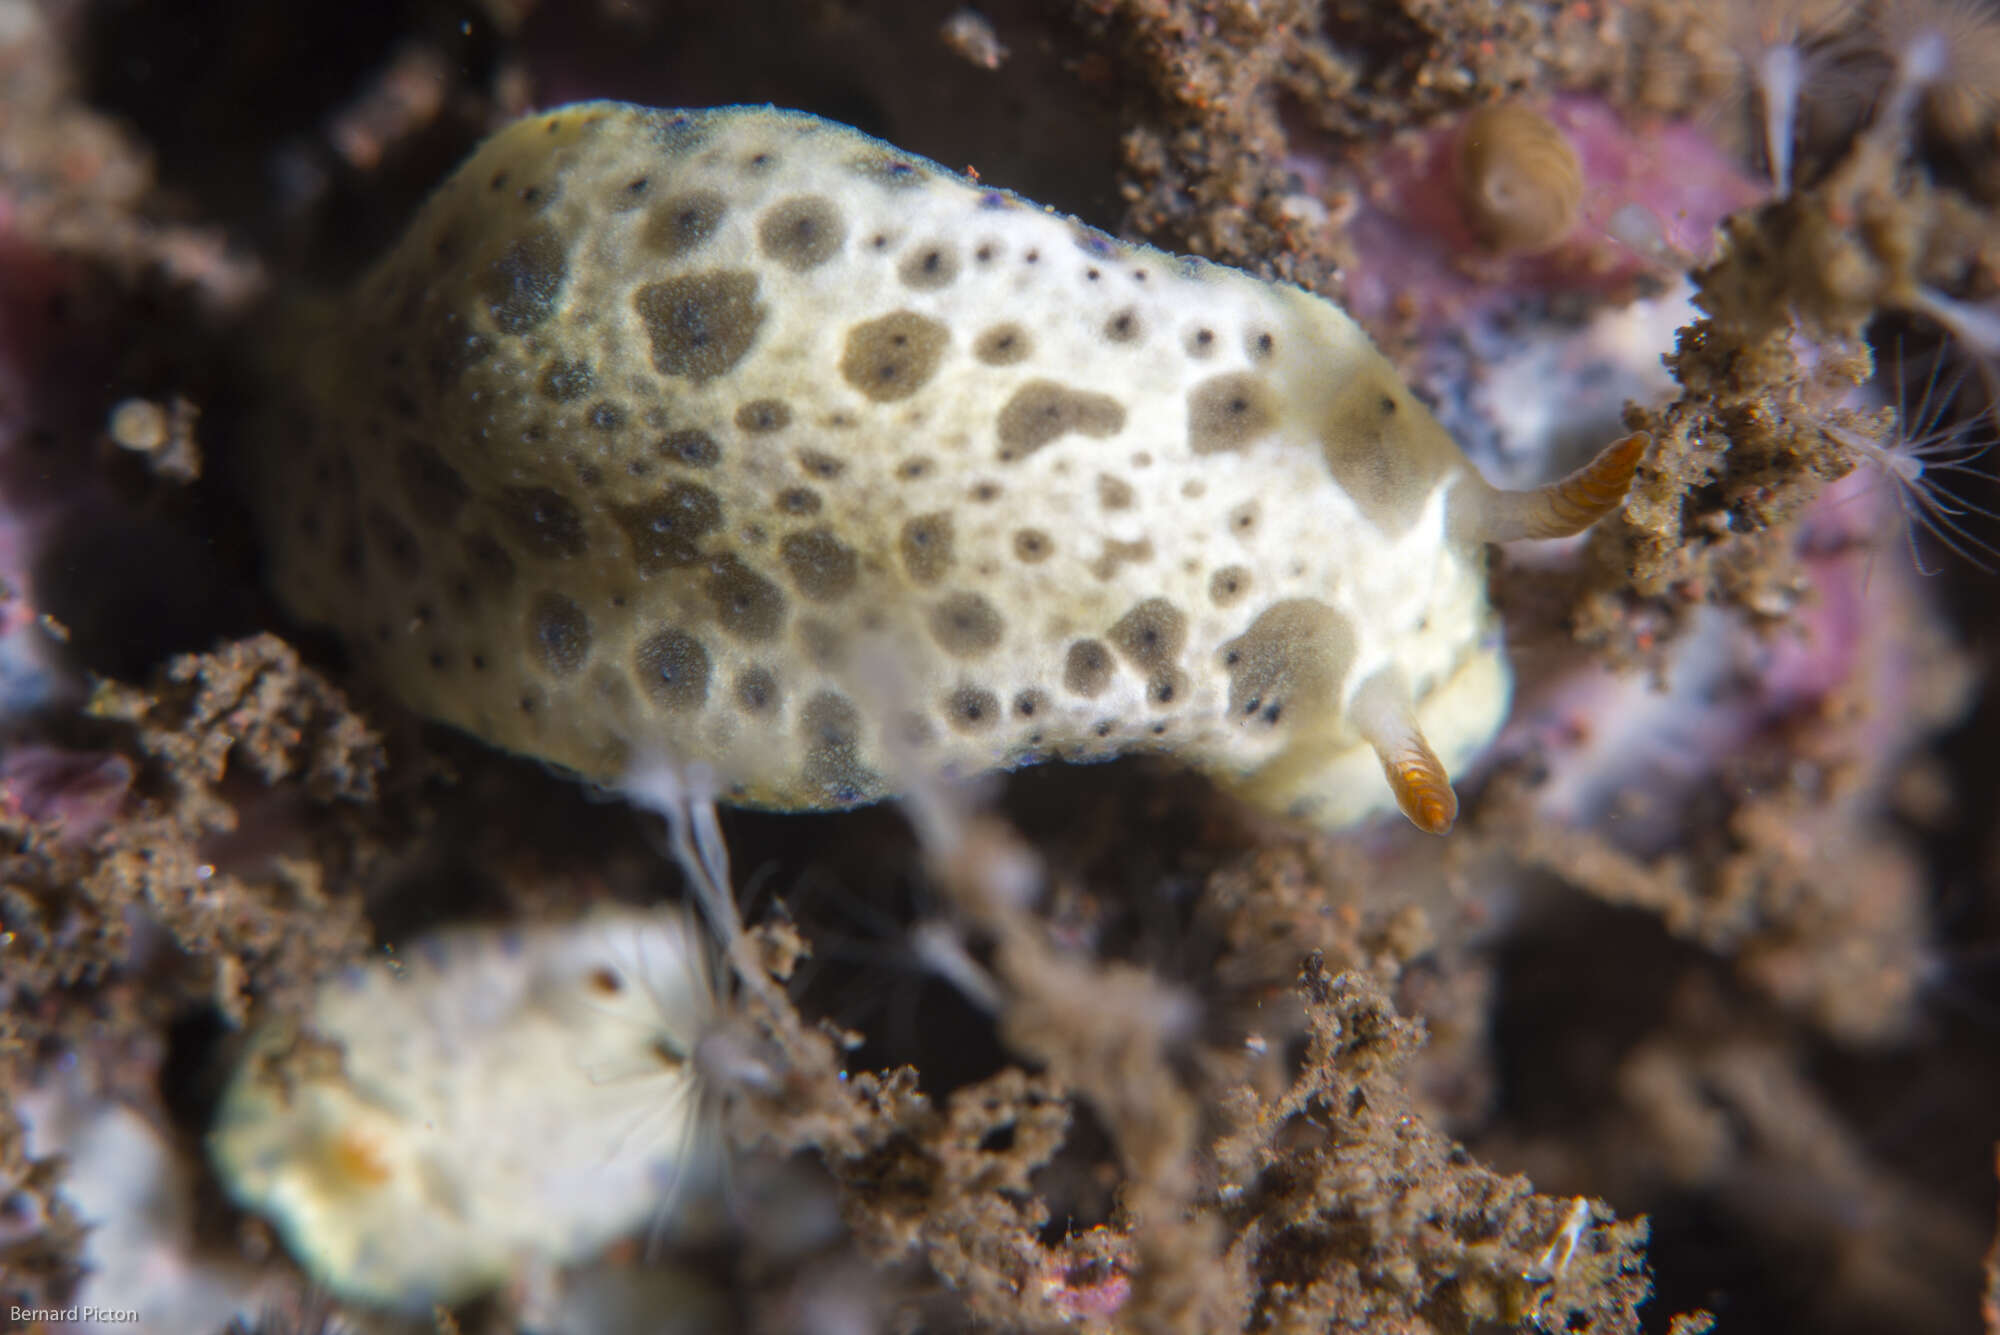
<box><xmin>1462</xmin><ymin>432</ymin><xmax>1648</xmax><ymax>544</ymax></box>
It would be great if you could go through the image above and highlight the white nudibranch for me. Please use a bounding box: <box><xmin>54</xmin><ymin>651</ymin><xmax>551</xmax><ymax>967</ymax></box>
<box><xmin>207</xmin><ymin>905</ymin><xmax>716</xmax><ymax>1311</ymax></box>
<box><xmin>254</xmin><ymin>103</ymin><xmax>1644</xmax><ymax>834</ymax></box>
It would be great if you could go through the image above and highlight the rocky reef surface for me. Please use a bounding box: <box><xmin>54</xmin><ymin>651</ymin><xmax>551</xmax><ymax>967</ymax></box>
<box><xmin>2</xmin><ymin>2</ymin><xmax>1999</xmax><ymax>1332</ymax></box>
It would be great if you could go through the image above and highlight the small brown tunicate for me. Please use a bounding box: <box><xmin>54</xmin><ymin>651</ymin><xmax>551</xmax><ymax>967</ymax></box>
<box><xmin>1453</xmin><ymin>103</ymin><xmax>1583</xmax><ymax>256</ymax></box>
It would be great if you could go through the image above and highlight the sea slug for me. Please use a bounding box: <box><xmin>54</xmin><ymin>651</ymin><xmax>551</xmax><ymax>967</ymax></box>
<box><xmin>252</xmin><ymin>103</ymin><xmax>1642</xmax><ymax>834</ymax></box>
<box><xmin>208</xmin><ymin>906</ymin><xmax>715</xmax><ymax>1309</ymax></box>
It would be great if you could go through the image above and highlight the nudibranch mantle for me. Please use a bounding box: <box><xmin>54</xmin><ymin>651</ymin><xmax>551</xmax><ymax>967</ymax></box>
<box><xmin>255</xmin><ymin>102</ymin><xmax>1640</xmax><ymax>833</ymax></box>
